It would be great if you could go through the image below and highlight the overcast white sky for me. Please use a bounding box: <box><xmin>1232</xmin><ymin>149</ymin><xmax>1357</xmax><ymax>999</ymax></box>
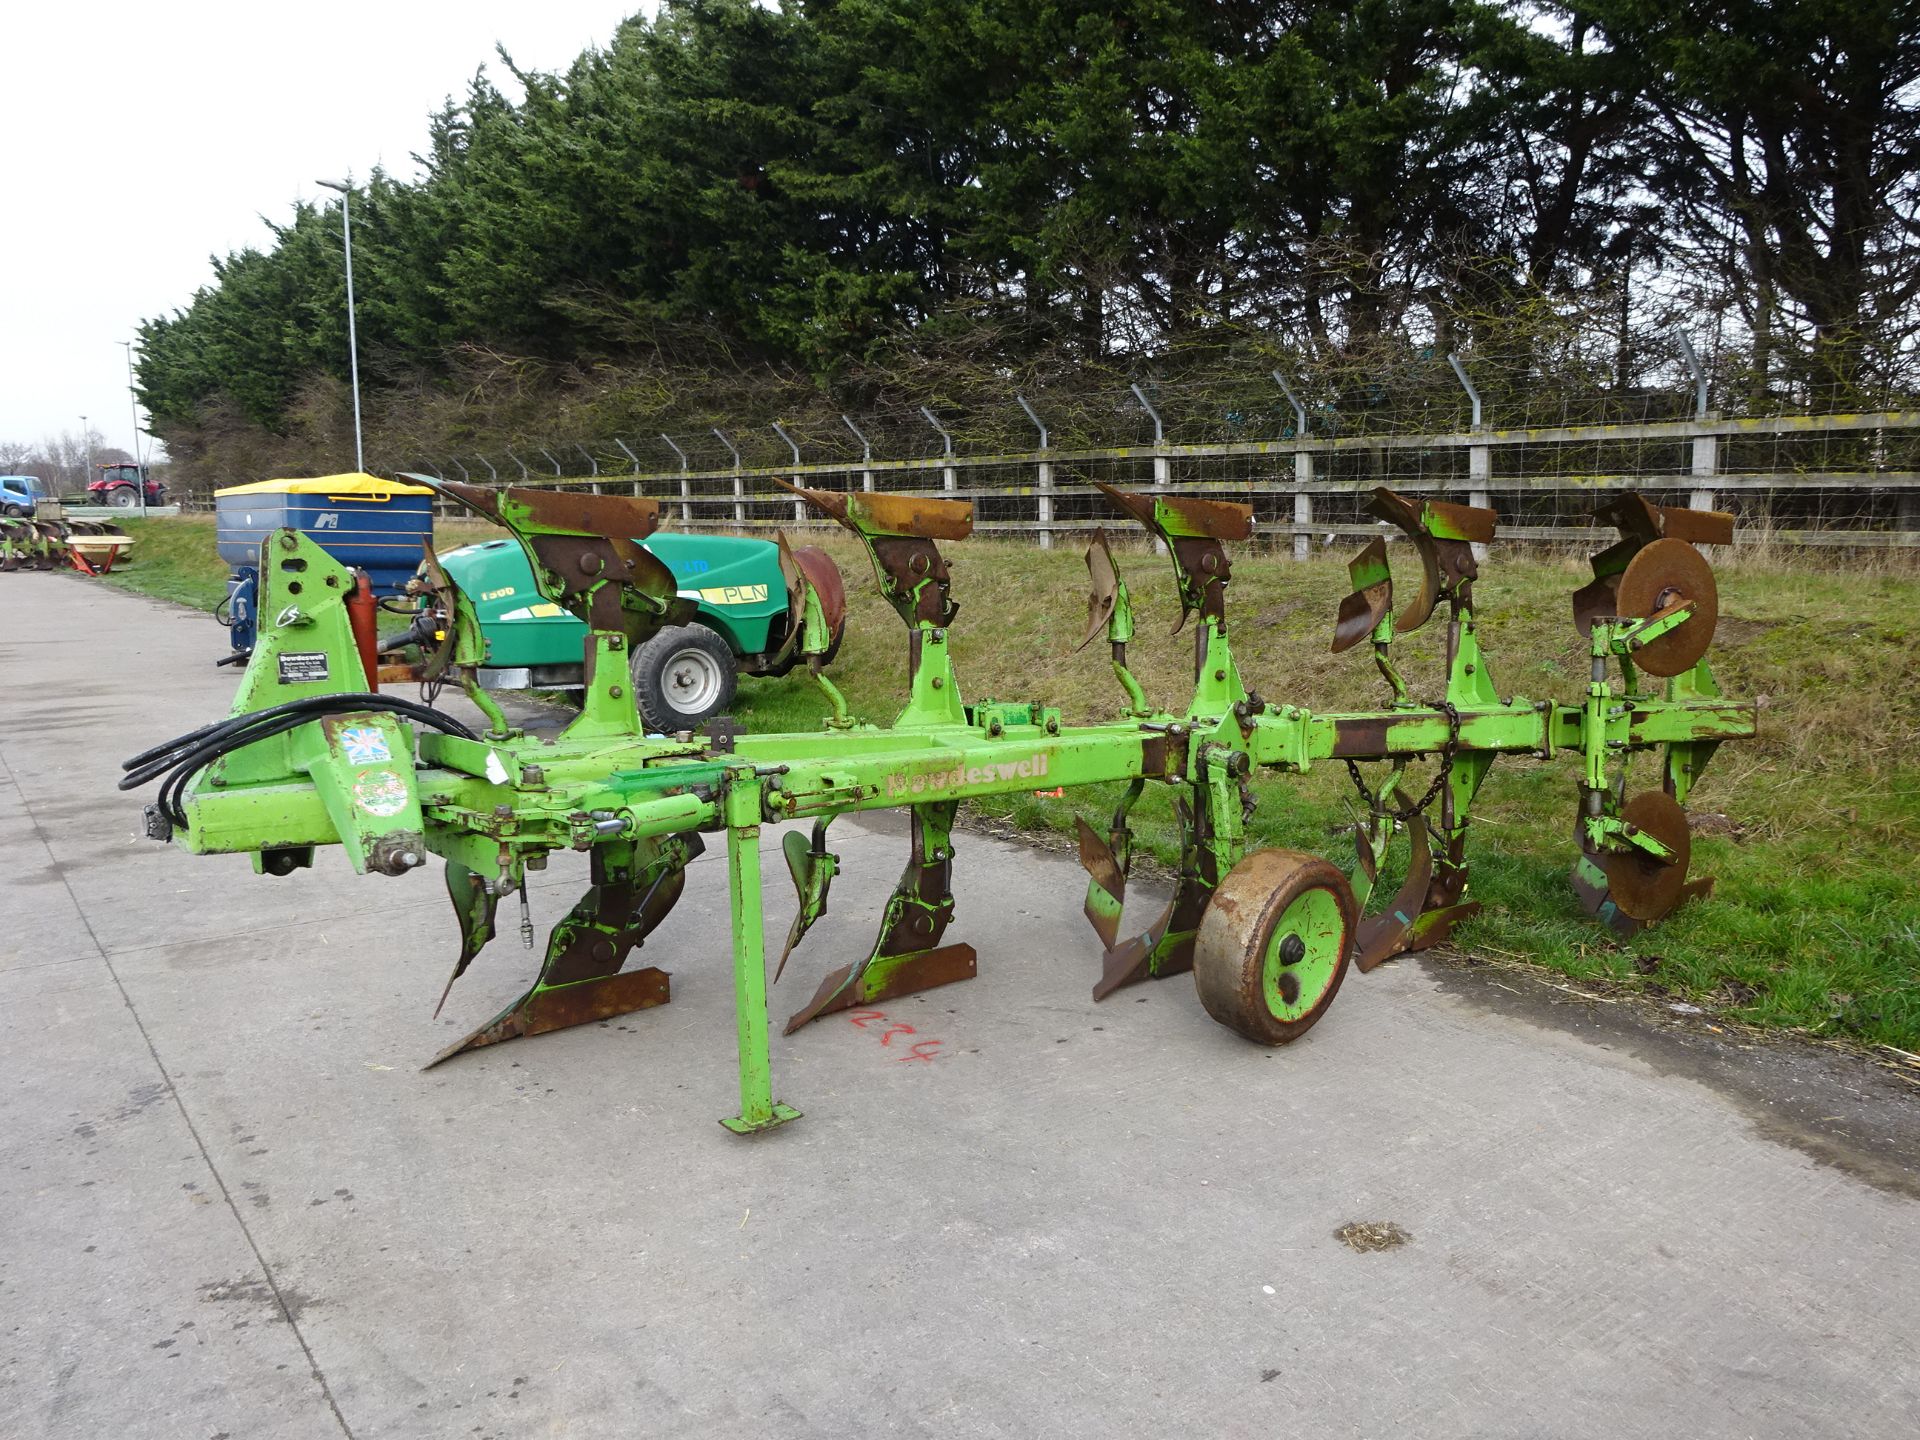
<box><xmin>0</xmin><ymin>0</ymin><xmax>653</xmax><ymax>459</ymax></box>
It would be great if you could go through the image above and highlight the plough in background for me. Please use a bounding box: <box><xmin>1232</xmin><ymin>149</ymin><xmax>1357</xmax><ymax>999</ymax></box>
<box><xmin>2</xmin><ymin>508</ymin><xmax>133</xmax><ymax>574</ymax></box>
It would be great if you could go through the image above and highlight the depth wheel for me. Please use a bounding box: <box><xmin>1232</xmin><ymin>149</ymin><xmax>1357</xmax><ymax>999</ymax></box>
<box><xmin>1194</xmin><ymin>848</ymin><xmax>1357</xmax><ymax>1045</ymax></box>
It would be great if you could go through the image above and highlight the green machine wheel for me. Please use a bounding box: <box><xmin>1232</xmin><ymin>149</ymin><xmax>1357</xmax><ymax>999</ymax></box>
<box><xmin>1194</xmin><ymin>849</ymin><xmax>1357</xmax><ymax>1045</ymax></box>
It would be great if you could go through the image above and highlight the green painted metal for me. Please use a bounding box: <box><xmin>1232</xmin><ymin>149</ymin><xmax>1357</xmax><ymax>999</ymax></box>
<box><xmin>1264</xmin><ymin>886</ymin><xmax>1345</xmax><ymax>1022</ymax></box>
<box><xmin>135</xmin><ymin>477</ymin><xmax>1757</xmax><ymax>1131</ymax></box>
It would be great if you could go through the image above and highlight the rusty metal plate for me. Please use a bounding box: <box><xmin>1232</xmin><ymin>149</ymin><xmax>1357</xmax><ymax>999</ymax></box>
<box><xmin>851</xmin><ymin>491</ymin><xmax>973</xmax><ymax>540</ymax></box>
<box><xmin>1088</xmin><ymin>481</ymin><xmax>1252</xmax><ymax>541</ymax></box>
<box><xmin>771</xmin><ymin>479</ymin><xmax>847</xmax><ymax>526</ymax></box>
<box><xmin>426</xmin><ymin>967</ymin><xmax>672</xmax><ymax>1065</ymax></box>
<box><xmin>783</xmin><ymin>944</ymin><xmax>978</xmax><ymax>1032</ymax></box>
<box><xmin>1363</xmin><ymin>489</ymin><xmax>1443</xmax><ymax>632</ymax></box>
<box><xmin>1075</xmin><ymin>816</ymin><xmax>1126</xmax><ymax>897</ymax></box>
<box><xmin>1571</xmin><ymin>573</ymin><xmax>1621</xmax><ymax>639</ymax></box>
<box><xmin>444</xmin><ymin>481</ymin><xmax>662</xmax><ymax>540</ymax></box>
<box><xmin>1331</xmin><ymin>536</ymin><xmax>1392</xmax><ymax>653</ymax></box>
<box><xmin>1089</xmin><ymin>481</ymin><xmax>1157</xmax><ymax>534</ymax></box>
<box><xmin>1593</xmin><ymin>492</ymin><xmax>1666</xmax><ymax>545</ymax></box>
<box><xmin>1352</xmin><ymin>818</ymin><xmax>1434</xmax><ymax>973</ymax></box>
<box><xmin>774</xmin><ymin>479</ymin><xmax>973</xmax><ymax>540</ymax></box>
<box><xmin>1078</xmin><ymin>530</ymin><xmax>1120</xmax><ymax>651</ymax></box>
<box><xmin>1424</xmin><ymin>498</ymin><xmax>1497</xmax><ymax>544</ymax></box>
<box><xmin>1616</xmin><ymin>537</ymin><xmax>1718</xmax><ymax>676</ymax></box>
<box><xmin>1155</xmin><ymin>493</ymin><xmax>1254</xmax><ymax>541</ymax></box>
<box><xmin>1658</xmin><ymin>505</ymin><xmax>1735</xmax><ymax>547</ymax></box>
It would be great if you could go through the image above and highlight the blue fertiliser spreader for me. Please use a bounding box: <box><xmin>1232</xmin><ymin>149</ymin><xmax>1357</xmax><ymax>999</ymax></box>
<box><xmin>215</xmin><ymin>473</ymin><xmax>434</xmax><ymax>657</ymax></box>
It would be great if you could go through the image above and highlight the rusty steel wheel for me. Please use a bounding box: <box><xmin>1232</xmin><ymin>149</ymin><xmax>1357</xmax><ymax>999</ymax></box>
<box><xmin>1194</xmin><ymin>849</ymin><xmax>1358</xmax><ymax>1045</ymax></box>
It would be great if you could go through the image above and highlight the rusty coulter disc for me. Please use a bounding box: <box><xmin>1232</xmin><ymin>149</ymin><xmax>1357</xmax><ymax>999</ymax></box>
<box><xmin>1598</xmin><ymin>790</ymin><xmax>1693</xmax><ymax>921</ymax></box>
<box><xmin>1615</xmin><ymin>538</ymin><xmax>1718</xmax><ymax>676</ymax></box>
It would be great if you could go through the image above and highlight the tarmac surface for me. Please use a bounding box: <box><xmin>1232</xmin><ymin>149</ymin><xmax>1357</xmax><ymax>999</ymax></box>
<box><xmin>3</xmin><ymin>574</ymin><xmax>1917</xmax><ymax>1439</ymax></box>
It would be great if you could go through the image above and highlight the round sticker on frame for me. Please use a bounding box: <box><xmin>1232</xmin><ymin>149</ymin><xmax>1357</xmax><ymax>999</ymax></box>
<box><xmin>353</xmin><ymin>769</ymin><xmax>410</xmax><ymax>819</ymax></box>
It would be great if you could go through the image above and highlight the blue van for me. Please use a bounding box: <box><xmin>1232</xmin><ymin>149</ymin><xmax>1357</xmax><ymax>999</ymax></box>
<box><xmin>1</xmin><ymin>476</ymin><xmax>44</xmax><ymax>517</ymax></box>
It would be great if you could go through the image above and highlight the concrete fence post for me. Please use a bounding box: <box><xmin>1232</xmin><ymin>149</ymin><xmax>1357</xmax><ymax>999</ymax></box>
<box><xmin>713</xmin><ymin>429</ymin><xmax>744</xmax><ymax>526</ymax></box>
<box><xmin>842</xmin><ymin>415</ymin><xmax>875</xmax><ymax>492</ymax></box>
<box><xmin>1131</xmin><ymin>382</ymin><xmax>1171</xmax><ymax>556</ymax></box>
<box><xmin>613</xmin><ymin>437</ymin><xmax>642</xmax><ymax>497</ymax></box>
<box><xmin>921</xmin><ymin>406</ymin><xmax>956</xmax><ymax>494</ymax></box>
<box><xmin>1677</xmin><ymin>333</ymin><xmax>1721</xmax><ymax>514</ymax></box>
<box><xmin>1016</xmin><ymin>394</ymin><xmax>1053</xmax><ymax>550</ymax></box>
<box><xmin>1449</xmin><ymin>354</ymin><xmax>1491</xmax><ymax>562</ymax></box>
<box><xmin>1689</xmin><ymin>429</ymin><xmax>1721</xmax><ymax>514</ymax></box>
<box><xmin>1273</xmin><ymin>371</ymin><xmax>1313</xmax><ymax>561</ymax></box>
<box><xmin>659</xmin><ymin>435</ymin><xmax>691</xmax><ymax>523</ymax></box>
<box><xmin>772</xmin><ymin>422</ymin><xmax>805</xmax><ymax>521</ymax></box>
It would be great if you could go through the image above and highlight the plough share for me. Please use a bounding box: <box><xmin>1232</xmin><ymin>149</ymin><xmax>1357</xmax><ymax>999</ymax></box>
<box><xmin>126</xmin><ymin>478</ymin><xmax>1755</xmax><ymax>1131</ymax></box>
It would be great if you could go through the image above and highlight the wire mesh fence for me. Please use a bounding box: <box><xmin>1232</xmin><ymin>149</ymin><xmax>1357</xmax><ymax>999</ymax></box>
<box><xmin>183</xmin><ymin>347</ymin><xmax>1920</xmax><ymax>549</ymax></box>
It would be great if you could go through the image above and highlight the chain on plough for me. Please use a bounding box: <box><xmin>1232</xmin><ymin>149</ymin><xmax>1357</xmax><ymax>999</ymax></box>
<box><xmin>124</xmin><ymin>477</ymin><xmax>1754</xmax><ymax>1132</ymax></box>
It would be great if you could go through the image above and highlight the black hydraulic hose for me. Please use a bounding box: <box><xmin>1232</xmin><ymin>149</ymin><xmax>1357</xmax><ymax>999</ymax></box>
<box><xmin>123</xmin><ymin>695</ymin><xmax>477</xmax><ymax>787</ymax></box>
<box><xmin>141</xmin><ymin>705</ymin><xmax>471</xmax><ymax>830</ymax></box>
<box><xmin>149</xmin><ymin>703</ymin><xmax>459</xmax><ymax>828</ymax></box>
<box><xmin>122</xmin><ymin>692</ymin><xmax>475</xmax><ymax>777</ymax></box>
<box><xmin>122</xmin><ymin>694</ymin><xmax>479</xmax><ymax>829</ymax></box>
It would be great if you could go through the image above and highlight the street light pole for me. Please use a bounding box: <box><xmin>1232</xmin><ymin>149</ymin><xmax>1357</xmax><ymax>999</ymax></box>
<box><xmin>119</xmin><ymin>340</ymin><xmax>146</xmax><ymax>515</ymax></box>
<box><xmin>315</xmin><ymin>178</ymin><xmax>364</xmax><ymax>473</ymax></box>
<box><xmin>79</xmin><ymin>414</ymin><xmax>91</xmax><ymax>502</ymax></box>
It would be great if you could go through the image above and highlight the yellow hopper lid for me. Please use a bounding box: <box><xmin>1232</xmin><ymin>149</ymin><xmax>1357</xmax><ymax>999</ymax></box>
<box><xmin>214</xmin><ymin>472</ymin><xmax>435</xmax><ymax>499</ymax></box>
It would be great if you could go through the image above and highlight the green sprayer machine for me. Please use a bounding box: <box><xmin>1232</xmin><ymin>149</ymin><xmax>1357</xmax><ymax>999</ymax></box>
<box><xmin>124</xmin><ymin>478</ymin><xmax>1755</xmax><ymax>1132</ymax></box>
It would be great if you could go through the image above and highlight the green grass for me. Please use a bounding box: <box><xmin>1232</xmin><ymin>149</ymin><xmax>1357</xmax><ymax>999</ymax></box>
<box><xmin>98</xmin><ymin>516</ymin><xmax>1920</xmax><ymax>1051</ymax></box>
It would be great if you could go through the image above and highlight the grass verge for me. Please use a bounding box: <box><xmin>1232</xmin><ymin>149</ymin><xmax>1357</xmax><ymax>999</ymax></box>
<box><xmin>93</xmin><ymin>515</ymin><xmax>1920</xmax><ymax>1051</ymax></box>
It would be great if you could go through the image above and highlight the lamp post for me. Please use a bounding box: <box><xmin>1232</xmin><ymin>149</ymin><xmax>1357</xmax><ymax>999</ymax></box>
<box><xmin>79</xmin><ymin>414</ymin><xmax>91</xmax><ymax>500</ymax></box>
<box><xmin>315</xmin><ymin>178</ymin><xmax>365</xmax><ymax>473</ymax></box>
<box><xmin>119</xmin><ymin>340</ymin><xmax>146</xmax><ymax>515</ymax></box>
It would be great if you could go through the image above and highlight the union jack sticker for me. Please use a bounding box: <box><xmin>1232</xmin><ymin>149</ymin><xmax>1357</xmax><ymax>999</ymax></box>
<box><xmin>340</xmin><ymin>726</ymin><xmax>393</xmax><ymax>765</ymax></box>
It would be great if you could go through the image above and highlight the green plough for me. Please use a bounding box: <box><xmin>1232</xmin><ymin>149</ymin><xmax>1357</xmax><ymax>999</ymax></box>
<box><xmin>126</xmin><ymin>478</ymin><xmax>1755</xmax><ymax>1131</ymax></box>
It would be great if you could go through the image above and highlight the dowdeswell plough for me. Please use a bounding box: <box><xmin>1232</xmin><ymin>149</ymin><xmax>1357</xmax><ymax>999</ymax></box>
<box><xmin>126</xmin><ymin>478</ymin><xmax>1754</xmax><ymax>1131</ymax></box>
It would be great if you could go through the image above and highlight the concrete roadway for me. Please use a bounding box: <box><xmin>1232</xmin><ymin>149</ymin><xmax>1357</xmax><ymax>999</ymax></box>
<box><xmin>2</xmin><ymin>575</ymin><xmax>1917</xmax><ymax>1439</ymax></box>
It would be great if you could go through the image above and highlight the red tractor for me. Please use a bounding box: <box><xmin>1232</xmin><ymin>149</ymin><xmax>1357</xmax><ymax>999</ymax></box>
<box><xmin>89</xmin><ymin>462</ymin><xmax>167</xmax><ymax>508</ymax></box>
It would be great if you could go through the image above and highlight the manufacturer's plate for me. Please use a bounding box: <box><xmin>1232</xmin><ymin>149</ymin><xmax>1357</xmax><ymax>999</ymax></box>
<box><xmin>278</xmin><ymin>651</ymin><xmax>330</xmax><ymax>684</ymax></box>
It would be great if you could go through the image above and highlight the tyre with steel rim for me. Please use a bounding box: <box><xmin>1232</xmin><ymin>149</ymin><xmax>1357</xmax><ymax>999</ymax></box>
<box><xmin>1193</xmin><ymin>848</ymin><xmax>1357</xmax><ymax>1045</ymax></box>
<box><xmin>631</xmin><ymin>624</ymin><xmax>738</xmax><ymax>733</ymax></box>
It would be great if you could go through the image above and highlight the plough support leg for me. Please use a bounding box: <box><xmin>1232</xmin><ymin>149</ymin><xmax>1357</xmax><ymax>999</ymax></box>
<box><xmin>723</xmin><ymin>797</ymin><xmax>800</xmax><ymax>1134</ymax></box>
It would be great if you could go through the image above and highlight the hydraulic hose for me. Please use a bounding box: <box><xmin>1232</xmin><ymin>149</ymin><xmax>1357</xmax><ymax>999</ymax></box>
<box><xmin>122</xmin><ymin>694</ymin><xmax>478</xmax><ymax>832</ymax></box>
